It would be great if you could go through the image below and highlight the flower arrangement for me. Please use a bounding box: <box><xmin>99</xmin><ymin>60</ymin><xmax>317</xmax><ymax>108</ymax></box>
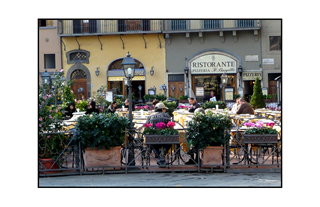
<box><xmin>143</xmin><ymin>121</ymin><xmax>179</xmax><ymax>135</ymax></box>
<box><xmin>135</xmin><ymin>105</ymin><xmax>150</xmax><ymax>111</ymax></box>
<box><xmin>243</xmin><ymin>121</ymin><xmax>278</xmax><ymax>134</ymax></box>
<box><xmin>178</xmin><ymin>105</ymin><xmax>191</xmax><ymax>109</ymax></box>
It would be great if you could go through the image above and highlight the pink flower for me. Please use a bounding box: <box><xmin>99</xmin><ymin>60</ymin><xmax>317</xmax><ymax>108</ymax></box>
<box><xmin>44</xmin><ymin>96</ymin><xmax>47</xmax><ymax>100</ymax></box>
<box><xmin>156</xmin><ymin>122</ymin><xmax>166</xmax><ymax>129</ymax></box>
<box><xmin>167</xmin><ymin>121</ymin><xmax>175</xmax><ymax>128</ymax></box>
<box><xmin>144</xmin><ymin>123</ymin><xmax>153</xmax><ymax>128</ymax></box>
<box><xmin>39</xmin><ymin>124</ymin><xmax>42</xmax><ymax>127</ymax></box>
<box><xmin>48</xmin><ymin>94</ymin><xmax>52</xmax><ymax>98</ymax></box>
<box><xmin>266</xmin><ymin>122</ymin><xmax>275</xmax><ymax>127</ymax></box>
<box><xmin>39</xmin><ymin>118</ymin><xmax>43</xmax><ymax>121</ymax></box>
<box><xmin>135</xmin><ymin>106</ymin><xmax>138</xmax><ymax>109</ymax></box>
<box><xmin>77</xmin><ymin>101</ymin><xmax>80</xmax><ymax>104</ymax></box>
<box><xmin>255</xmin><ymin>122</ymin><xmax>264</xmax><ymax>128</ymax></box>
<box><xmin>55</xmin><ymin>109</ymin><xmax>58</xmax><ymax>113</ymax></box>
<box><xmin>60</xmin><ymin>69</ymin><xmax>64</xmax><ymax>72</ymax></box>
<box><xmin>244</xmin><ymin>122</ymin><xmax>255</xmax><ymax>127</ymax></box>
<box><xmin>49</xmin><ymin>115</ymin><xmax>52</xmax><ymax>119</ymax></box>
<box><xmin>47</xmin><ymin>135</ymin><xmax>50</xmax><ymax>138</ymax></box>
<box><xmin>74</xmin><ymin>99</ymin><xmax>77</xmax><ymax>102</ymax></box>
<box><xmin>144</xmin><ymin>105</ymin><xmax>149</xmax><ymax>109</ymax></box>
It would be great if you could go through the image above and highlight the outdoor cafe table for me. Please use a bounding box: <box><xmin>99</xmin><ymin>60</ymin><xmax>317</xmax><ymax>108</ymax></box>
<box><xmin>173</xmin><ymin>110</ymin><xmax>194</xmax><ymax>127</ymax></box>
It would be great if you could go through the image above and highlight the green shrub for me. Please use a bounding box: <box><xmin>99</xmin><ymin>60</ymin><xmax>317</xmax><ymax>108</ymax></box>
<box><xmin>201</xmin><ymin>101</ymin><xmax>226</xmax><ymax>110</ymax></box>
<box><xmin>187</xmin><ymin>111</ymin><xmax>232</xmax><ymax>149</ymax></box>
<box><xmin>74</xmin><ymin>113</ymin><xmax>133</xmax><ymax>150</ymax></box>
<box><xmin>250</xmin><ymin>77</ymin><xmax>265</xmax><ymax>109</ymax></box>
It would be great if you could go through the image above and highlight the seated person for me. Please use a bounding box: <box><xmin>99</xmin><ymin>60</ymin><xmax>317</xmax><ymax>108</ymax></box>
<box><xmin>107</xmin><ymin>101</ymin><xmax>118</xmax><ymax>113</ymax></box>
<box><xmin>64</xmin><ymin>102</ymin><xmax>76</xmax><ymax>119</ymax></box>
<box><xmin>122</xmin><ymin>99</ymin><xmax>129</xmax><ymax>109</ymax></box>
<box><xmin>152</xmin><ymin>99</ymin><xmax>159</xmax><ymax>112</ymax></box>
<box><xmin>188</xmin><ymin>97</ymin><xmax>200</xmax><ymax>113</ymax></box>
<box><xmin>146</xmin><ymin>102</ymin><xmax>172</xmax><ymax>166</ymax></box>
<box><xmin>231</xmin><ymin>97</ymin><xmax>240</xmax><ymax>113</ymax></box>
<box><xmin>236</xmin><ymin>98</ymin><xmax>254</xmax><ymax>115</ymax></box>
<box><xmin>85</xmin><ymin>101</ymin><xmax>99</xmax><ymax>115</ymax></box>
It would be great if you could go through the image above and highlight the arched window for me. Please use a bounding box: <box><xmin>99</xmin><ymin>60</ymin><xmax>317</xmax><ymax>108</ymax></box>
<box><xmin>66</xmin><ymin>49</ymin><xmax>90</xmax><ymax>64</ymax></box>
<box><xmin>108</xmin><ymin>59</ymin><xmax>144</xmax><ymax>71</ymax></box>
<box><xmin>71</xmin><ymin>69</ymin><xmax>87</xmax><ymax>80</ymax></box>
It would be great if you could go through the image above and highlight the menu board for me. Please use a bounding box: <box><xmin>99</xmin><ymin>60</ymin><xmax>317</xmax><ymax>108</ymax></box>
<box><xmin>105</xmin><ymin>91</ymin><xmax>113</xmax><ymax>102</ymax></box>
<box><xmin>224</xmin><ymin>87</ymin><xmax>234</xmax><ymax>101</ymax></box>
<box><xmin>195</xmin><ymin>86</ymin><xmax>204</xmax><ymax>97</ymax></box>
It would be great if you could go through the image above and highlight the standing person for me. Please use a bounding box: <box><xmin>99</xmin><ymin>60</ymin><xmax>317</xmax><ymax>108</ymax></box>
<box><xmin>107</xmin><ymin>101</ymin><xmax>118</xmax><ymax>113</ymax></box>
<box><xmin>236</xmin><ymin>98</ymin><xmax>254</xmax><ymax>115</ymax></box>
<box><xmin>64</xmin><ymin>102</ymin><xmax>76</xmax><ymax>119</ymax></box>
<box><xmin>188</xmin><ymin>97</ymin><xmax>200</xmax><ymax>113</ymax></box>
<box><xmin>209</xmin><ymin>91</ymin><xmax>217</xmax><ymax>102</ymax></box>
<box><xmin>85</xmin><ymin>101</ymin><xmax>99</xmax><ymax>115</ymax></box>
<box><xmin>231</xmin><ymin>97</ymin><xmax>240</xmax><ymax>113</ymax></box>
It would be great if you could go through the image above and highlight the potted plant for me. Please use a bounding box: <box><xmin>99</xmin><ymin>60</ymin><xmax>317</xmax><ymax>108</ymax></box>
<box><xmin>74</xmin><ymin>113</ymin><xmax>132</xmax><ymax>169</ymax></box>
<box><xmin>201</xmin><ymin>100</ymin><xmax>226</xmax><ymax>110</ymax></box>
<box><xmin>143</xmin><ymin>121</ymin><xmax>179</xmax><ymax>143</ymax></box>
<box><xmin>179</xmin><ymin>95</ymin><xmax>189</xmax><ymax>103</ymax></box>
<box><xmin>250</xmin><ymin>77</ymin><xmax>266</xmax><ymax>109</ymax></box>
<box><xmin>243</xmin><ymin>121</ymin><xmax>279</xmax><ymax>143</ymax></box>
<box><xmin>187</xmin><ymin>111</ymin><xmax>232</xmax><ymax>166</ymax></box>
<box><xmin>264</xmin><ymin>94</ymin><xmax>272</xmax><ymax>103</ymax></box>
<box><xmin>143</xmin><ymin>94</ymin><xmax>150</xmax><ymax>102</ymax></box>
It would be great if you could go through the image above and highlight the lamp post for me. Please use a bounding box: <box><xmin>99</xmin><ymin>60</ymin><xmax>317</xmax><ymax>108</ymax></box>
<box><xmin>150</xmin><ymin>66</ymin><xmax>154</xmax><ymax>76</ymax></box>
<box><xmin>123</xmin><ymin>78</ymin><xmax>128</xmax><ymax>98</ymax></box>
<box><xmin>163</xmin><ymin>84</ymin><xmax>167</xmax><ymax>97</ymax></box>
<box><xmin>122</xmin><ymin>51</ymin><xmax>136</xmax><ymax>123</ymax></box>
<box><xmin>184</xmin><ymin>66</ymin><xmax>189</xmax><ymax>96</ymax></box>
<box><xmin>138</xmin><ymin>85</ymin><xmax>142</xmax><ymax>103</ymax></box>
<box><xmin>41</xmin><ymin>69</ymin><xmax>51</xmax><ymax>96</ymax></box>
<box><xmin>221</xmin><ymin>72</ymin><xmax>228</xmax><ymax>102</ymax></box>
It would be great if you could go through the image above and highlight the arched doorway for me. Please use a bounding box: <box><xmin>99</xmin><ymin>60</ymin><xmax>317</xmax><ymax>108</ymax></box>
<box><xmin>107</xmin><ymin>58</ymin><xmax>146</xmax><ymax>101</ymax></box>
<box><xmin>71</xmin><ymin>69</ymin><xmax>87</xmax><ymax>99</ymax></box>
<box><xmin>66</xmin><ymin>62</ymin><xmax>91</xmax><ymax>99</ymax></box>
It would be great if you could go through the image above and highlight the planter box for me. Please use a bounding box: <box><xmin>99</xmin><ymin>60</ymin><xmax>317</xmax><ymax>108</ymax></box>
<box><xmin>179</xmin><ymin>100</ymin><xmax>188</xmax><ymax>103</ymax></box>
<box><xmin>201</xmin><ymin>146</ymin><xmax>224</xmax><ymax>165</ymax></box>
<box><xmin>243</xmin><ymin>134</ymin><xmax>278</xmax><ymax>144</ymax></box>
<box><xmin>83</xmin><ymin>146</ymin><xmax>121</xmax><ymax>168</ymax></box>
<box><xmin>145</xmin><ymin>135</ymin><xmax>180</xmax><ymax>144</ymax></box>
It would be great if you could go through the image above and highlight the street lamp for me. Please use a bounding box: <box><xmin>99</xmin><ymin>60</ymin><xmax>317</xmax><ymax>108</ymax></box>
<box><xmin>41</xmin><ymin>69</ymin><xmax>50</xmax><ymax>96</ymax></box>
<box><xmin>150</xmin><ymin>66</ymin><xmax>154</xmax><ymax>76</ymax></box>
<box><xmin>138</xmin><ymin>85</ymin><xmax>142</xmax><ymax>103</ymax></box>
<box><xmin>162</xmin><ymin>84</ymin><xmax>167</xmax><ymax>96</ymax></box>
<box><xmin>122</xmin><ymin>51</ymin><xmax>136</xmax><ymax>123</ymax></box>
<box><xmin>221</xmin><ymin>72</ymin><xmax>228</xmax><ymax>102</ymax></box>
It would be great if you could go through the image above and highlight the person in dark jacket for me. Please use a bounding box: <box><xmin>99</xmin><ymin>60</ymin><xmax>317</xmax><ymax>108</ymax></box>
<box><xmin>236</xmin><ymin>98</ymin><xmax>254</xmax><ymax>115</ymax></box>
<box><xmin>188</xmin><ymin>97</ymin><xmax>200</xmax><ymax>113</ymax></box>
<box><xmin>107</xmin><ymin>101</ymin><xmax>117</xmax><ymax>113</ymax></box>
<box><xmin>65</xmin><ymin>102</ymin><xmax>76</xmax><ymax>119</ymax></box>
<box><xmin>122</xmin><ymin>99</ymin><xmax>130</xmax><ymax>109</ymax></box>
<box><xmin>85</xmin><ymin>101</ymin><xmax>99</xmax><ymax>115</ymax></box>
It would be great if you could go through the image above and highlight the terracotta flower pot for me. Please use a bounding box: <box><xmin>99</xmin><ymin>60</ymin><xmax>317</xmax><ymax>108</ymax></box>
<box><xmin>39</xmin><ymin>158</ymin><xmax>59</xmax><ymax>173</ymax></box>
<box><xmin>83</xmin><ymin>146</ymin><xmax>121</xmax><ymax>169</ymax></box>
<box><xmin>201</xmin><ymin>146</ymin><xmax>224</xmax><ymax>166</ymax></box>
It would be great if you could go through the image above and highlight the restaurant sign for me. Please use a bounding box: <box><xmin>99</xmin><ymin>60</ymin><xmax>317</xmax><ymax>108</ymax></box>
<box><xmin>190</xmin><ymin>54</ymin><xmax>237</xmax><ymax>74</ymax></box>
<box><xmin>242</xmin><ymin>72</ymin><xmax>262</xmax><ymax>81</ymax></box>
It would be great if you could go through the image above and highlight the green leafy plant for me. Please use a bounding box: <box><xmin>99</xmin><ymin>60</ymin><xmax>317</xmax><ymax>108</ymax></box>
<box><xmin>155</xmin><ymin>93</ymin><xmax>166</xmax><ymax>101</ymax></box>
<box><xmin>201</xmin><ymin>101</ymin><xmax>226</xmax><ymax>110</ymax></box>
<box><xmin>187</xmin><ymin>111</ymin><xmax>232</xmax><ymax>149</ymax></box>
<box><xmin>74</xmin><ymin>113</ymin><xmax>133</xmax><ymax>150</ymax></box>
<box><xmin>143</xmin><ymin>94</ymin><xmax>150</xmax><ymax>101</ymax></box>
<box><xmin>233</xmin><ymin>94</ymin><xmax>240</xmax><ymax>100</ymax></box>
<box><xmin>162</xmin><ymin>100</ymin><xmax>176</xmax><ymax>117</ymax></box>
<box><xmin>250</xmin><ymin>77</ymin><xmax>266</xmax><ymax>109</ymax></box>
<box><xmin>179</xmin><ymin>95</ymin><xmax>189</xmax><ymax>100</ymax></box>
<box><xmin>75</xmin><ymin>99</ymin><xmax>88</xmax><ymax>111</ymax></box>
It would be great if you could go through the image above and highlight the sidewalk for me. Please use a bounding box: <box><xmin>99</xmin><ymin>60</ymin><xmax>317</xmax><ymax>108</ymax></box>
<box><xmin>39</xmin><ymin>172</ymin><xmax>281</xmax><ymax>187</ymax></box>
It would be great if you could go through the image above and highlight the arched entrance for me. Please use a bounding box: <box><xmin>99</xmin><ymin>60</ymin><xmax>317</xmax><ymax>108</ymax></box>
<box><xmin>71</xmin><ymin>69</ymin><xmax>87</xmax><ymax>99</ymax></box>
<box><xmin>66</xmin><ymin>62</ymin><xmax>91</xmax><ymax>99</ymax></box>
<box><xmin>107</xmin><ymin>58</ymin><xmax>145</xmax><ymax>101</ymax></box>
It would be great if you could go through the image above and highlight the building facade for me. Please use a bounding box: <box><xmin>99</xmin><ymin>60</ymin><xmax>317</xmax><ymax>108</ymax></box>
<box><xmin>45</xmin><ymin>19</ymin><xmax>281</xmax><ymax>103</ymax></box>
<box><xmin>39</xmin><ymin>20</ymin><xmax>62</xmax><ymax>83</ymax></box>
<box><xmin>58</xmin><ymin>20</ymin><xmax>165</xmax><ymax>100</ymax></box>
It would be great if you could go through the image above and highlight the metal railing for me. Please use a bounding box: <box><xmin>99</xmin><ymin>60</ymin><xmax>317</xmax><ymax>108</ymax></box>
<box><xmin>57</xmin><ymin>20</ymin><xmax>260</xmax><ymax>36</ymax></box>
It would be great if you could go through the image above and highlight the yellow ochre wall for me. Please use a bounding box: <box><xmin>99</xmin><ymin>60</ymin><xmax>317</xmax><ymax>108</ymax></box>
<box><xmin>61</xmin><ymin>33</ymin><xmax>165</xmax><ymax>95</ymax></box>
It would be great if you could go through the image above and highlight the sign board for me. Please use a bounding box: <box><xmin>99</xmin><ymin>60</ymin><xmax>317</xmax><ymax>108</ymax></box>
<box><xmin>105</xmin><ymin>91</ymin><xmax>113</xmax><ymax>102</ymax></box>
<box><xmin>263</xmin><ymin>58</ymin><xmax>274</xmax><ymax>65</ymax></box>
<box><xmin>190</xmin><ymin>54</ymin><xmax>237</xmax><ymax>74</ymax></box>
<box><xmin>224</xmin><ymin>87</ymin><xmax>234</xmax><ymax>101</ymax></box>
<box><xmin>262</xmin><ymin>87</ymin><xmax>268</xmax><ymax>96</ymax></box>
<box><xmin>242</xmin><ymin>72</ymin><xmax>262</xmax><ymax>81</ymax></box>
<box><xmin>245</xmin><ymin>55</ymin><xmax>259</xmax><ymax>62</ymax></box>
<box><xmin>195</xmin><ymin>86</ymin><xmax>204</xmax><ymax>97</ymax></box>
<box><xmin>148</xmin><ymin>89</ymin><xmax>155</xmax><ymax>95</ymax></box>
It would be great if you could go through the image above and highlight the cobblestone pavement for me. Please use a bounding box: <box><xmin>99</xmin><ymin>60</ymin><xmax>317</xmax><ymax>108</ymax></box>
<box><xmin>39</xmin><ymin>172</ymin><xmax>281</xmax><ymax>187</ymax></box>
